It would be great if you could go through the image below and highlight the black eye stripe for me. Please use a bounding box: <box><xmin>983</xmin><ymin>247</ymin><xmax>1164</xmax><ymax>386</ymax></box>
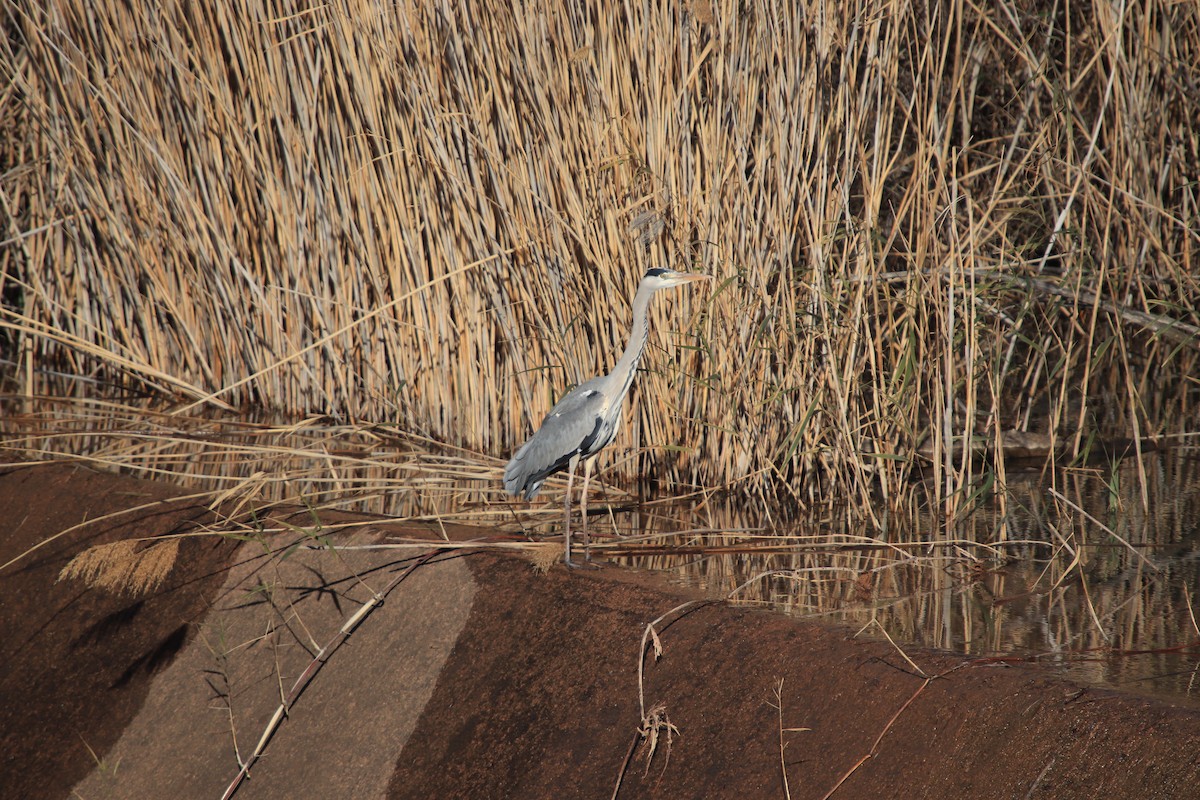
<box><xmin>645</xmin><ymin>268</ymin><xmax>670</xmax><ymax>278</ymax></box>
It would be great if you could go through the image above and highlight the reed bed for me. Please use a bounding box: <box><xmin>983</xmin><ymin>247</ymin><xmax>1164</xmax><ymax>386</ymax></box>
<box><xmin>0</xmin><ymin>394</ymin><xmax>514</xmax><ymax>523</ymax></box>
<box><xmin>1</xmin><ymin>0</ymin><xmax>1198</xmax><ymax>513</ymax></box>
<box><xmin>6</xmin><ymin>392</ymin><xmax>1197</xmax><ymax>699</ymax></box>
<box><xmin>609</xmin><ymin>446</ymin><xmax>1200</xmax><ymax>697</ymax></box>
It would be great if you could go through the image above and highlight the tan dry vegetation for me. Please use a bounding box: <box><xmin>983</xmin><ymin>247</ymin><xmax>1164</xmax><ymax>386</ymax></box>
<box><xmin>57</xmin><ymin>536</ymin><xmax>180</xmax><ymax>595</ymax></box>
<box><xmin>1</xmin><ymin>0</ymin><xmax>1198</xmax><ymax>513</ymax></box>
<box><xmin>610</xmin><ymin>447</ymin><xmax>1200</xmax><ymax>696</ymax></box>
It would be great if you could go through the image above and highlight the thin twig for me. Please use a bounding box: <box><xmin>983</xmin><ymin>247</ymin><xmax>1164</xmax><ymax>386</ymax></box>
<box><xmin>820</xmin><ymin>677</ymin><xmax>932</xmax><ymax>799</ymax></box>
<box><xmin>1048</xmin><ymin>487</ymin><xmax>1159</xmax><ymax>571</ymax></box>
<box><xmin>855</xmin><ymin>619</ymin><xmax>928</xmax><ymax>678</ymax></box>
<box><xmin>612</xmin><ymin>600</ymin><xmax>710</xmax><ymax>799</ymax></box>
<box><xmin>219</xmin><ymin>550</ymin><xmax>438</xmax><ymax>800</ymax></box>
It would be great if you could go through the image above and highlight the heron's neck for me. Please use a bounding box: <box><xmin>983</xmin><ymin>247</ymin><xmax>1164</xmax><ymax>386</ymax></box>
<box><xmin>606</xmin><ymin>282</ymin><xmax>655</xmax><ymax>401</ymax></box>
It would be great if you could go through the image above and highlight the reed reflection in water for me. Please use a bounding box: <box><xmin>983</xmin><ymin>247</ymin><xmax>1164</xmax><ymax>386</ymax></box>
<box><xmin>3</xmin><ymin>394</ymin><xmax>1199</xmax><ymax>703</ymax></box>
<box><xmin>604</xmin><ymin>449</ymin><xmax>1200</xmax><ymax>704</ymax></box>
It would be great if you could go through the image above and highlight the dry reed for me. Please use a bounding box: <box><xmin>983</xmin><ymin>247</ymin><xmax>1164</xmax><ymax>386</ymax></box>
<box><xmin>1</xmin><ymin>0</ymin><xmax>1197</xmax><ymax>513</ymax></box>
<box><xmin>58</xmin><ymin>537</ymin><xmax>180</xmax><ymax>595</ymax></box>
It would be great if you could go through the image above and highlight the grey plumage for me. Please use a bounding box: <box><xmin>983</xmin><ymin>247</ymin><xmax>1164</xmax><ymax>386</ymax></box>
<box><xmin>503</xmin><ymin>379</ymin><xmax>611</xmax><ymax>500</ymax></box>
<box><xmin>504</xmin><ymin>268</ymin><xmax>710</xmax><ymax>567</ymax></box>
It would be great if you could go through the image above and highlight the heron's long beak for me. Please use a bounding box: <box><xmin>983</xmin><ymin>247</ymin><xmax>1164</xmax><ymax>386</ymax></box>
<box><xmin>673</xmin><ymin>272</ymin><xmax>711</xmax><ymax>284</ymax></box>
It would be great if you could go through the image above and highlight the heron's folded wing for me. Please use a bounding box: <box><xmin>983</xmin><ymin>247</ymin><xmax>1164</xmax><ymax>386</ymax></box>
<box><xmin>503</xmin><ymin>386</ymin><xmax>607</xmax><ymax>499</ymax></box>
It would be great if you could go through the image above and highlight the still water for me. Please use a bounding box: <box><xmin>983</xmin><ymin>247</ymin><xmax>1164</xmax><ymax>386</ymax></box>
<box><xmin>3</xmin><ymin>395</ymin><xmax>1199</xmax><ymax>704</ymax></box>
<box><xmin>609</xmin><ymin>449</ymin><xmax>1200</xmax><ymax>705</ymax></box>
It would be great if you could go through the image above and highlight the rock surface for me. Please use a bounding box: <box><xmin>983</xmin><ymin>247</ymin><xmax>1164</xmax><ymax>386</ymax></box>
<box><xmin>3</xmin><ymin>459</ymin><xmax>1199</xmax><ymax>799</ymax></box>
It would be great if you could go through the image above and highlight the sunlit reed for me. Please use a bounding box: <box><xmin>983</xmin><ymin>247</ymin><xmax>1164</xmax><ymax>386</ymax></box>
<box><xmin>0</xmin><ymin>0</ymin><xmax>1196</xmax><ymax>513</ymax></box>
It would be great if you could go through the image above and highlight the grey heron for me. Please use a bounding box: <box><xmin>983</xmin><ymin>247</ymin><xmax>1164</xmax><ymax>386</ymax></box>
<box><xmin>504</xmin><ymin>267</ymin><xmax>710</xmax><ymax>567</ymax></box>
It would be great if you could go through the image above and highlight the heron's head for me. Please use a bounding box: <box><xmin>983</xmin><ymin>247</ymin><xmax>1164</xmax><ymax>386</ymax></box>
<box><xmin>641</xmin><ymin>267</ymin><xmax>711</xmax><ymax>290</ymax></box>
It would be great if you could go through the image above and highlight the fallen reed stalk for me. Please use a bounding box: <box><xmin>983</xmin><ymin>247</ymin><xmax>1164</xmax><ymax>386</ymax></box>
<box><xmin>219</xmin><ymin>549</ymin><xmax>439</xmax><ymax>800</ymax></box>
<box><xmin>612</xmin><ymin>599</ymin><xmax>714</xmax><ymax>799</ymax></box>
<box><xmin>0</xmin><ymin>0</ymin><xmax>1195</xmax><ymax>511</ymax></box>
<box><xmin>819</xmin><ymin>677</ymin><xmax>933</xmax><ymax>800</ymax></box>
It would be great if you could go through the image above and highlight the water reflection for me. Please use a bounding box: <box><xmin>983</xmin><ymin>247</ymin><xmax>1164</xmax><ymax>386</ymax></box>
<box><xmin>605</xmin><ymin>449</ymin><xmax>1200</xmax><ymax>704</ymax></box>
<box><xmin>0</xmin><ymin>394</ymin><xmax>506</xmax><ymax>522</ymax></box>
<box><xmin>3</xmin><ymin>394</ymin><xmax>1199</xmax><ymax>703</ymax></box>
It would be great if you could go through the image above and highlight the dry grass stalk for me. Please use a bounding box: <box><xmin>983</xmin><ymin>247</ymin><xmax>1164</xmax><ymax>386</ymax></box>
<box><xmin>219</xmin><ymin>550</ymin><xmax>439</xmax><ymax>800</ymax></box>
<box><xmin>819</xmin><ymin>676</ymin><xmax>932</xmax><ymax>800</ymax></box>
<box><xmin>0</xmin><ymin>0</ymin><xmax>1194</xmax><ymax>512</ymax></box>
<box><xmin>770</xmin><ymin>679</ymin><xmax>811</xmax><ymax>800</ymax></box>
<box><xmin>609</xmin><ymin>599</ymin><xmax>709</xmax><ymax>797</ymax></box>
<box><xmin>528</xmin><ymin>541</ymin><xmax>565</xmax><ymax>575</ymax></box>
<box><xmin>58</xmin><ymin>537</ymin><xmax>180</xmax><ymax>595</ymax></box>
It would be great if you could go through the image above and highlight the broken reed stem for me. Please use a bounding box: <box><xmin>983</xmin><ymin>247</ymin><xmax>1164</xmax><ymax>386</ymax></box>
<box><xmin>610</xmin><ymin>729</ymin><xmax>642</xmax><ymax>800</ymax></box>
<box><xmin>820</xmin><ymin>677</ymin><xmax>932</xmax><ymax>800</ymax></box>
<box><xmin>600</xmin><ymin>539</ymin><xmax>1163</xmax><ymax>559</ymax></box>
<box><xmin>611</xmin><ymin>599</ymin><xmax>713</xmax><ymax>799</ymax></box>
<box><xmin>636</xmin><ymin>601</ymin><xmax>710</xmax><ymax>721</ymax></box>
<box><xmin>219</xmin><ymin>550</ymin><xmax>439</xmax><ymax>800</ymax></box>
<box><xmin>3</xmin><ymin>0</ymin><xmax>1196</xmax><ymax>510</ymax></box>
<box><xmin>1047</xmin><ymin>487</ymin><xmax>1160</xmax><ymax>572</ymax></box>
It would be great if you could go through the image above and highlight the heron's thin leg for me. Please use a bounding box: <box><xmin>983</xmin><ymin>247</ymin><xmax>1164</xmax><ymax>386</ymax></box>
<box><xmin>563</xmin><ymin>454</ymin><xmax>580</xmax><ymax>567</ymax></box>
<box><xmin>581</xmin><ymin>455</ymin><xmax>596</xmax><ymax>562</ymax></box>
